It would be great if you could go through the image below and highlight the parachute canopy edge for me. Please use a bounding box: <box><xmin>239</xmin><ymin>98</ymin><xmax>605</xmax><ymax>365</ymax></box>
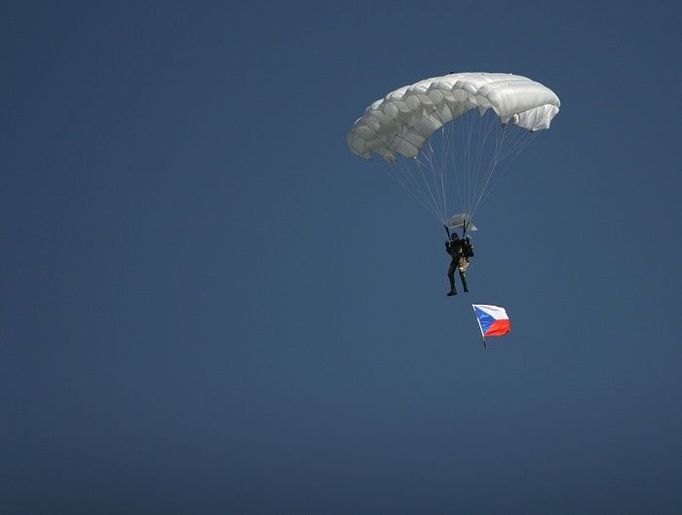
<box><xmin>347</xmin><ymin>72</ymin><xmax>560</xmax><ymax>161</ymax></box>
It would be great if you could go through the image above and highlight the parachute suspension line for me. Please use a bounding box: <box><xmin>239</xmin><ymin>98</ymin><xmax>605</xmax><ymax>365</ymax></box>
<box><xmin>442</xmin><ymin>109</ymin><xmax>465</xmax><ymax>217</ymax></box>
<box><xmin>469</xmin><ymin>110</ymin><xmax>497</xmax><ymax>214</ymax></box>
<box><xmin>371</xmin><ymin>108</ymin><xmax>544</xmax><ymax>226</ymax></box>
<box><xmin>469</xmin><ymin>125</ymin><xmax>539</xmax><ymax>220</ymax></box>
<box><xmin>463</xmin><ymin>108</ymin><xmax>476</xmax><ymax>214</ymax></box>
<box><xmin>429</xmin><ymin>136</ymin><xmax>449</xmax><ymax>222</ymax></box>
<box><xmin>434</xmin><ymin>128</ymin><xmax>447</xmax><ymax>220</ymax></box>
<box><xmin>439</xmin><ymin>124</ymin><xmax>453</xmax><ymax>219</ymax></box>
<box><xmin>377</xmin><ymin>157</ymin><xmax>442</xmax><ymax>222</ymax></box>
<box><xmin>438</xmin><ymin>117</ymin><xmax>464</xmax><ymax>223</ymax></box>
<box><xmin>473</xmin><ymin>124</ymin><xmax>518</xmax><ymax>218</ymax></box>
<box><xmin>413</xmin><ymin>154</ymin><xmax>438</xmax><ymax>218</ymax></box>
<box><xmin>386</xmin><ymin>133</ymin><xmax>442</xmax><ymax>219</ymax></box>
<box><xmin>470</xmin><ymin>123</ymin><xmax>504</xmax><ymax>218</ymax></box>
<box><xmin>444</xmin><ymin>117</ymin><xmax>465</xmax><ymax>214</ymax></box>
<box><xmin>464</xmin><ymin>109</ymin><xmax>478</xmax><ymax>213</ymax></box>
<box><xmin>430</xmin><ymin>109</ymin><xmax>535</xmax><ymax>222</ymax></box>
<box><xmin>414</xmin><ymin>148</ymin><xmax>446</xmax><ymax>222</ymax></box>
<box><xmin>448</xmin><ymin>108</ymin><xmax>472</xmax><ymax>217</ymax></box>
<box><xmin>426</xmin><ymin>135</ymin><xmax>449</xmax><ymax>223</ymax></box>
<box><xmin>449</xmin><ymin>109</ymin><xmax>494</xmax><ymax>216</ymax></box>
<box><xmin>398</xmin><ymin>159</ymin><xmax>443</xmax><ymax>222</ymax></box>
<box><xmin>478</xmin><ymin>128</ymin><xmax>538</xmax><ymax>210</ymax></box>
<box><xmin>386</xmin><ymin>129</ymin><xmax>449</xmax><ymax>222</ymax></box>
<box><xmin>465</xmin><ymin>109</ymin><xmax>492</xmax><ymax>215</ymax></box>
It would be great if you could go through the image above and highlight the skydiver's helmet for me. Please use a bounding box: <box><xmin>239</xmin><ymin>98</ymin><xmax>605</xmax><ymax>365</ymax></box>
<box><xmin>451</xmin><ymin>234</ymin><xmax>460</xmax><ymax>241</ymax></box>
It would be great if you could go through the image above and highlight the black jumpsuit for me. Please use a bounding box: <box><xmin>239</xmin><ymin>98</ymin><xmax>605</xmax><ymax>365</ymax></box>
<box><xmin>446</xmin><ymin>237</ymin><xmax>470</xmax><ymax>295</ymax></box>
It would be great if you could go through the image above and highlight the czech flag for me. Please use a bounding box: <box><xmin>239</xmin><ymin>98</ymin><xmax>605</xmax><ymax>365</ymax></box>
<box><xmin>472</xmin><ymin>304</ymin><xmax>511</xmax><ymax>339</ymax></box>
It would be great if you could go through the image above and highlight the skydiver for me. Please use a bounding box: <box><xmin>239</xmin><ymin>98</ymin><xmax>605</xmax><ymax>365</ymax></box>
<box><xmin>445</xmin><ymin>233</ymin><xmax>473</xmax><ymax>296</ymax></box>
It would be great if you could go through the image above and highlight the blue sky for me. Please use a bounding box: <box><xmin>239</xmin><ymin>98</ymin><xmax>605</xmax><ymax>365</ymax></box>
<box><xmin>2</xmin><ymin>1</ymin><xmax>681</xmax><ymax>513</ymax></box>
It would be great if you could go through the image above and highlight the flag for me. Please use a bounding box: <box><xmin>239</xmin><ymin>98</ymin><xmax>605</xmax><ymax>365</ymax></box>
<box><xmin>472</xmin><ymin>304</ymin><xmax>511</xmax><ymax>338</ymax></box>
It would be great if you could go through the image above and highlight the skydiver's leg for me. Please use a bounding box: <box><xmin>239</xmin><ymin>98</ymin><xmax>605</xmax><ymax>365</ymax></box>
<box><xmin>458</xmin><ymin>257</ymin><xmax>469</xmax><ymax>292</ymax></box>
<box><xmin>447</xmin><ymin>259</ymin><xmax>457</xmax><ymax>295</ymax></box>
<box><xmin>459</xmin><ymin>269</ymin><xmax>469</xmax><ymax>292</ymax></box>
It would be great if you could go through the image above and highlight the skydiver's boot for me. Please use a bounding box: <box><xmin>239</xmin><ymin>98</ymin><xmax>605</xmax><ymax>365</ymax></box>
<box><xmin>460</xmin><ymin>272</ymin><xmax>469</xmax><ymax>293</ymax></box>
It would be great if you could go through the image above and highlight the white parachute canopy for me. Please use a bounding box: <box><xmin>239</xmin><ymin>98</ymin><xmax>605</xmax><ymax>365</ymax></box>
<box><xmin>347</xmin><ymin>72</ymin><xmax>560</xmax><ymax>225</ymax></box>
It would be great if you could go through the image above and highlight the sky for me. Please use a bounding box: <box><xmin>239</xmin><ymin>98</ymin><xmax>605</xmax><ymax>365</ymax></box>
<box><xmin>1</xmin><ymin>1</ymin><xmax>681</xmax><ymax>513</ymax></box>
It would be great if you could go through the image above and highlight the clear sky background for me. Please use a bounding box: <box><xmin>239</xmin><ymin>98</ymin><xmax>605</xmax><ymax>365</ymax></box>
<box><xmin>2</xmin><ymin>1</ymin><xmax>681</xmax><ymax>514</ymax></box>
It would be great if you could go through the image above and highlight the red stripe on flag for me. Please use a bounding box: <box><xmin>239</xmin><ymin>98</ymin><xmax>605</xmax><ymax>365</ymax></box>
<box><xmin>484</xmin><ymin>319</ymin><xmax>511</xmax><ymax>337</ymax></box>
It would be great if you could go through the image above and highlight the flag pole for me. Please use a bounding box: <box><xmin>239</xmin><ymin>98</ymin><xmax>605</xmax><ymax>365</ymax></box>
<box><xmin>472</xmin><ymin>305</ymin><xmax>487</xmax><ymax>350</ymax></box>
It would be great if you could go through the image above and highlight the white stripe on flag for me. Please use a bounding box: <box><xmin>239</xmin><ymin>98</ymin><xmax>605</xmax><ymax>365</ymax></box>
<box><xmin>472</xmin><ymin>304</ymin><xmax>509</xmax><ymax>320</ymax></box>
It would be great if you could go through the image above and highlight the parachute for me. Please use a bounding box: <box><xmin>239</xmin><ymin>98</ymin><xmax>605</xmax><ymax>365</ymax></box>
<box><xmin>347</xmin><ymin>72</ymin><xmax>560</xmax><ymax>227</ymax></box>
